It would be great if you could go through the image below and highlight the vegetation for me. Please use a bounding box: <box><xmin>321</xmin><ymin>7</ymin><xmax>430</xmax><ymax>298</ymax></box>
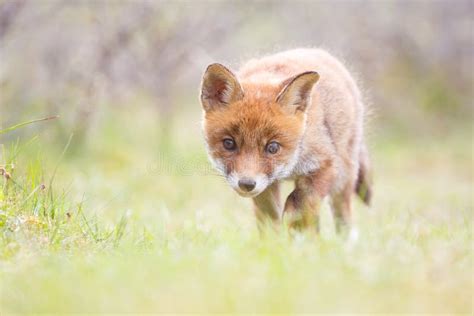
<box><xmin>0</xmin><ymin>109</ymin><xmax>471</xmax><ymax>313</ymax></box>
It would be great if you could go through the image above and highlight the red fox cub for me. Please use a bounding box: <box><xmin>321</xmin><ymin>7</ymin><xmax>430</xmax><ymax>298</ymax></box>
<box><xmin>200</xmin><ymin>49</ymin><xmax>372</xmax><ymax>231</ymax></box>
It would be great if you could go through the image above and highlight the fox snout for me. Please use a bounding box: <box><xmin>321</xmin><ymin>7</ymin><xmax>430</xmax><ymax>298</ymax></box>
<box><xmin>225</xmin><ymin>155</ymin><xmax>272</xmax><ymax>197</ymax></box>
<box><xmin>227</xmin><ymin>171</ymin><xmax>269</xmax><ymax>198</ymax></box>
<box><xmin>238</xmin><ymin>178</ymin><xmax>256</xmax><ymax>192</ymax></box>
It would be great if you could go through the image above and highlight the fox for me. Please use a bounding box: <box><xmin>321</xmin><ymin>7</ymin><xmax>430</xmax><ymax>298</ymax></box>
<box><xmin>200</xmin><ymin>48</ymin><xmax>372</xmax><ymax>231</ymax></box>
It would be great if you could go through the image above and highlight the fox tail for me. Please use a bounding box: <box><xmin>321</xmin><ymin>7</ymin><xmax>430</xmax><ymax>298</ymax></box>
<box><xmin>355</xmin><ymin>144</ymin><xmax>373</xmax><ymax>205</ymax></box>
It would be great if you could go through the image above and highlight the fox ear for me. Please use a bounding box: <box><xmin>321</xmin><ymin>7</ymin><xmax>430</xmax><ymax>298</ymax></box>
<box><xmin>200</xmin><ymin>63</ymin><xmax>244</xmax><ymax>112</ymax></box>
<box><xmin>276</xmin><ymin>71</ymin><xmax>319</xmax><ymax>114</ymax></box>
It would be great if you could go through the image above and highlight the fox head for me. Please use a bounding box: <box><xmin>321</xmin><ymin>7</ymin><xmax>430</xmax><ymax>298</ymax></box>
<box><xmin>200</xmin><ymin>63</ymin><xmax>319</xmax><ymax>197</ymax></box>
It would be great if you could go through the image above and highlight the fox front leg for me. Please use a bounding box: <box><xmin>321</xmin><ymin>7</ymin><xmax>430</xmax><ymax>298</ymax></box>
<box><xmin>284</xmin><ymin>177</ymin><xmax>321</xmax><ymax>231</ymax></box>
<box><xmin>252</xmin><ymin>182</ymin><xmax>282</xmax><ymax>228</ymax></box>
<box><xmin>284</xmin><ymin>164</ymin><xmax>336</xmax><ymax>231</ymax></box>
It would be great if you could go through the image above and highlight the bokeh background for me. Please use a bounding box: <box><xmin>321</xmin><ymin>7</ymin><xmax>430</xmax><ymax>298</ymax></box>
<box><xmin>0</xmin><ymin>0</ymin><xmax>472</xmax><ymax>313</ymax></box>
<box><xmin>2</xmin><ymin>0</ymin><xmax>472</xmax><ymax>134</ymax></box>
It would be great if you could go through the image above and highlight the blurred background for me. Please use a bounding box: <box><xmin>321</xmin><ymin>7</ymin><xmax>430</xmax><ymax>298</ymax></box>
<box><xmin>1</xmin><ymin>0</ymin><xmax>472</xmax><ymax>136</ymax></box>
<box><xmin>0</xmin><ymin>1</ymin><xmax>472</xmax><ymax>313</ymax></box>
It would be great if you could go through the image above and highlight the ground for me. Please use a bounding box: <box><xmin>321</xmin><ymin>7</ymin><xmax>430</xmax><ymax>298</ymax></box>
<box><xmin>0</xmin><ymin>107</ymin><xmax>472</xmax><ymax>313</ymax></box>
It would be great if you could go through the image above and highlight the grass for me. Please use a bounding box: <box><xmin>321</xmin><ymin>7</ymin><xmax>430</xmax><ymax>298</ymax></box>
<box><xmin>0</xmin><ymin>107</ymin><xmax>472</xmax><ymax>314</ymax></box>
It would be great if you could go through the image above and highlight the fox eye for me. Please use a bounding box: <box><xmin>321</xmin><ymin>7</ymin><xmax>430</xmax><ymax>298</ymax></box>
<box><xmin>266</xmin><ymin>141</ymin><xmax>280</xmax><ymax>154</ymax></box>
<box><xmin>223</xmin><ymin>138</ymin><xmax>237</xmax><ymax>151</ymax></box>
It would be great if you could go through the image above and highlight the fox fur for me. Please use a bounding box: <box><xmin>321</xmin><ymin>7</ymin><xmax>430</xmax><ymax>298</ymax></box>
<box><xmin>200</xmin><ymin>48</ymin><xmax>372</xmax><ymax>231</ymax></box>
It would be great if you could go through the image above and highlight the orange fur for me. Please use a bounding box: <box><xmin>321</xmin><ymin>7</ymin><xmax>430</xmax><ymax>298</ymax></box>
<box><xmin>200</xmin><ymin>49</ymin><xmax>372</xmax><ymax>231</ymax></box>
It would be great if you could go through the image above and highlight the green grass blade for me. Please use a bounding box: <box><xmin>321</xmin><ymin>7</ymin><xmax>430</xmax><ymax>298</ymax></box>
<box><xmin>0</xmin><ymin>116</ymin><xmax>59</xmax><ymax>135</ymax></box>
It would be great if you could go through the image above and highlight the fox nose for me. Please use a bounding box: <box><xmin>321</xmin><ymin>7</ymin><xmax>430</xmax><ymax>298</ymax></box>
<box><xmin>238</xmin><ymin>178</ymin><xmax>256</xmax><ymax>192</ymax></box>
